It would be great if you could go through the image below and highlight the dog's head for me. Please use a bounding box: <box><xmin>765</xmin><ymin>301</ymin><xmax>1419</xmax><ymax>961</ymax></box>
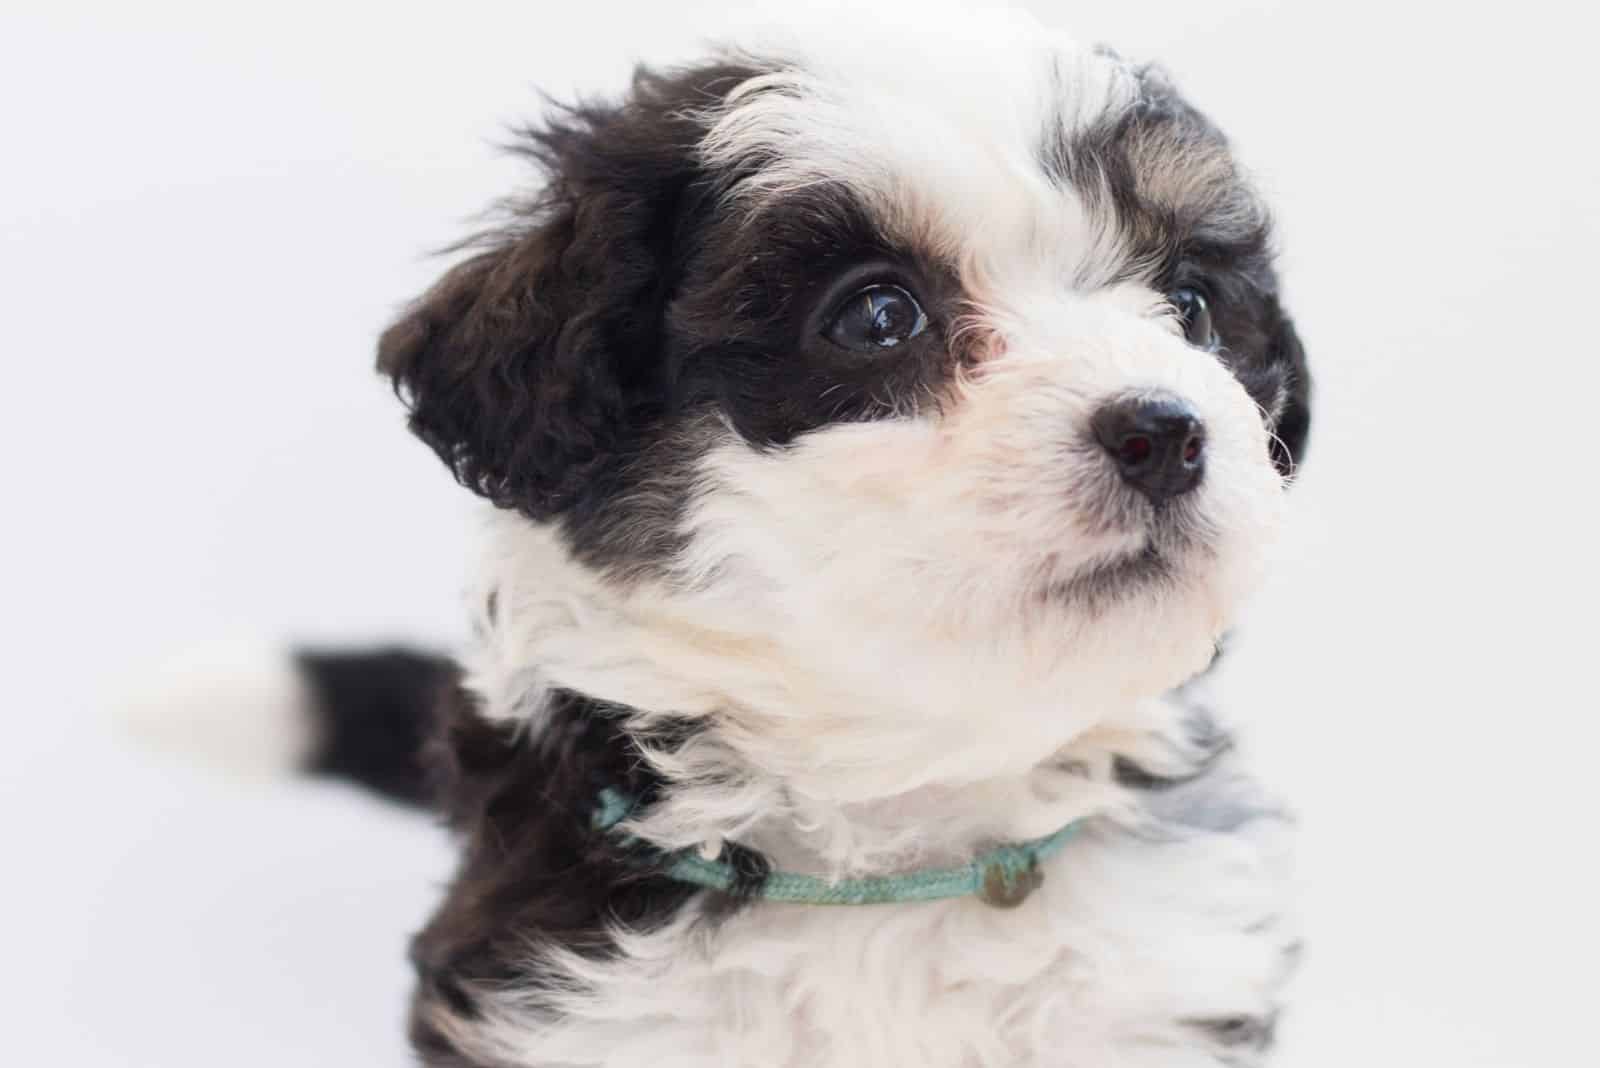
<box><xmin>380</xmin><ymin>9</ymin><xmax>1309</xmax><ymax>784</ymax></box>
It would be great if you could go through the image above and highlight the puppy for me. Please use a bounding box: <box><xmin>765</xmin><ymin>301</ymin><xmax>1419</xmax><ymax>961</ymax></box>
<box><xmin>174</xmin><ymin>6</ymin><xmax>1313</xmax><ymax>1065</ymax></box>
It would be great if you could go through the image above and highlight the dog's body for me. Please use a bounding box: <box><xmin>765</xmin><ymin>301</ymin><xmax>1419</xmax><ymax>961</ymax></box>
<box><xmin>336</xmin><ymin>523</ymin><xmax>1299</xmax><ymax>1068</ymax></box>
<box><xmin>165</xmin><ymin>7</ymin><xmax>1313</xmax><ymax>1065</ymax></box>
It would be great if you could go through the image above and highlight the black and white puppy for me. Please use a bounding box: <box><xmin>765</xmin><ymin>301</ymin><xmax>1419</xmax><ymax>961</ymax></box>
<box><xmin>162</xmin><ymin>6</ymin><xmax>1313</xmax><ymax>1065</ymax></box>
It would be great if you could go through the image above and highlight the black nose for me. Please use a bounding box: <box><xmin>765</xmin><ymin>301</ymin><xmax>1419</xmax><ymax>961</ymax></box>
<box><xmin>1091</xmin><ymin>396</ymin><xmax>1206</xmax><ymax>503</ymax></box>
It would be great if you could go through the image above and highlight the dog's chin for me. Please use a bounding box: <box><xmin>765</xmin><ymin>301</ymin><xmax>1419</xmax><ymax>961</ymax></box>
<box><xmin>1043</xmin><ymin>507</ymin><xmax>1191</xmax><ymax>604</ymax></box>
<box><xmin>1032</xmin><ymin>493</ymin><xmax>1279</xmax><ymax>695</ymax></box>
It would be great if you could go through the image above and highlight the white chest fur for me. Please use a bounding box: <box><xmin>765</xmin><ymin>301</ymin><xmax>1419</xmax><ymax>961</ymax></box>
<box><xmin>451</xmin><ymin>775</ymin><xmax>1295</xmax><ymax>1068</ymax></box>
<box><xmin>440</xmin><ymin>515</ymin><xmax>1300</xmax><ymax>1067</ymax></box>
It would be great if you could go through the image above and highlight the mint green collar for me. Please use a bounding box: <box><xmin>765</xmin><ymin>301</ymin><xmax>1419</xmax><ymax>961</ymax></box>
<box><xmin>594</xmin><ymin>788</ymin><xmax>1083</xmax><ymax>908</ymax></box>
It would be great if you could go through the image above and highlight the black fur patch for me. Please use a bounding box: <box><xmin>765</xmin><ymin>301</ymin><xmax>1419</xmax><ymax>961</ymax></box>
<box><xmin>290</xmin><ymin>649</ymin><xmax>724</xmax><ymax>1064</ymax></box>
<box><xmin>407</xmin><ymin>686</ymin><xmax>720</xmax><ymax>1065</ymax></box>
<box><xmin>1189</xmin><ymin>1012</ymin><xmax>1279</xmax><ymax>1055</ymax></box>
<box><xmin>296</xmin><ymin>647</ymin><xmax>458</xmax><ymax>804</ymax></box>
<box><xmin>377</xmin><ymin>61</ymin><xmax>766</xmax><ymax>575</ymax></box>
<box><xmin>664</xmin><ymin>191</ymin><xmax>965</xmax><ymax>449</ymax></box>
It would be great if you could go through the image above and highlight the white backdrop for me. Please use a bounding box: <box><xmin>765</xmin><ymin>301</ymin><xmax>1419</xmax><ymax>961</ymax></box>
<box><xmin>4</xmin><ymin>1</ymin><xmax>1596</xmax><ymax>1064</ymax></box>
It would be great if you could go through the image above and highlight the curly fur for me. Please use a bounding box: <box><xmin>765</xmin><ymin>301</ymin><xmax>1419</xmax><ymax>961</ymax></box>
<box><xmin>193</xmin><ymin>5</ymin><xmax>1319</xmax><ymax>1066</ymax></box>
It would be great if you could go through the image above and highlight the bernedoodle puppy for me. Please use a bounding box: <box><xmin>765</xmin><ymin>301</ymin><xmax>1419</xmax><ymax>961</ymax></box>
<box><xmin>148</xmin><ymin>5</ymin><xmax>1313</xmax><ymax>1064</ymax></box>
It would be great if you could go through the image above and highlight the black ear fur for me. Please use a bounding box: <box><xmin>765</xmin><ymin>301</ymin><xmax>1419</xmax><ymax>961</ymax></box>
<box><xmin>377</xmin><ymin>64</ymin><xmax>754</xmax><ymax>519</ymax></box>
<box><xmin>1267</xmin><ymin>310</ymin><xmax>1311</xmax><ymax>477</ymax></box>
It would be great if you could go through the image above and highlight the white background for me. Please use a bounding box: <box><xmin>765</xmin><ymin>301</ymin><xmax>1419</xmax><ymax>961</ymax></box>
<box><xmin>4</xmin><ymin>1</ymin><xmax>1597</xmax><ymax>1064</ymax></box>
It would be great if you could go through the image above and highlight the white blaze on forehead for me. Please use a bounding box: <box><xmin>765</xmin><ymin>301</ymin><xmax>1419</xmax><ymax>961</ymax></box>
<box><xmin>699</xmin><ymin>5</ymin><xmax>1140</xmax><ymax>283</ymax></box>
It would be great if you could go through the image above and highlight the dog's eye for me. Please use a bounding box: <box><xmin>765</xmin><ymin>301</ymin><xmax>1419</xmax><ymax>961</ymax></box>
<box><xmin>1171</xmin><ymin>287</ymin><xmax>1218</xmax><ymax>351</ymax></box>
<box><xmin>824</xmin><ymin>285</ymin><xmax>928</xmax><ymax>352</ymax></box>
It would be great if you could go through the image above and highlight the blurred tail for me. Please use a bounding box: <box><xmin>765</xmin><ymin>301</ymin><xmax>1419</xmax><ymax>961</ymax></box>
<box><xmin>294</xmin><ymin>646</ymin><xmax>458</xmax><ymax>804</ymax></box>
<box><xmin>122</xmin><ymin>641</ymin><xmax>458</xmax><ymax>806</ymax></box>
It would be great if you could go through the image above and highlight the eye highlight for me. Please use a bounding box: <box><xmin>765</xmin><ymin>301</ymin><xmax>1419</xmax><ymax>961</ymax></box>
<box><xmin>1170</xmin><ymin>287</ymin><xmax>1218</xmax><ymax>351</ymax></box>
<box><xmin>823</xmin><ymin>284</ymin><xmax>928</xmax><ymax>353</ymax></box>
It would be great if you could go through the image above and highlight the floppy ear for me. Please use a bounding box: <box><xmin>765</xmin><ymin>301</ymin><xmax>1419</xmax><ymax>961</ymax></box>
<box><xmin>376</xmin><ymin>208</ymin><xmax>632</xmax><ymax>519</ymax></box>
<box><xmin>1266</xmin><ymin>310</ymin><xmax>1311</xmax><ymax>477</ymax></box>
<box><xmin>377</xmin><ymin>66</ymin><xmax>746</xmax><ymax>518</ymax></box>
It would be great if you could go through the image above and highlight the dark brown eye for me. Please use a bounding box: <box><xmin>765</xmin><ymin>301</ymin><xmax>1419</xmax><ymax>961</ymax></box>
<box><xmin>824</xmin><ymin>284</ymin><xmax>928</xmax><ymax>352</ymax></box>
<box><xmin>1171</xmin><ymin>287</ymin><xmax>1218</xmax><ymax>351</ymax></box>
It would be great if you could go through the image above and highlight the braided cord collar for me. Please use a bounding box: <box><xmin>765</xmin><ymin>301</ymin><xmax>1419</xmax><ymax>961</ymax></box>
<box><xmin>593</xmin><ymin>787</ymin><xmax>1083</xmax><ymax>908</ymax></box>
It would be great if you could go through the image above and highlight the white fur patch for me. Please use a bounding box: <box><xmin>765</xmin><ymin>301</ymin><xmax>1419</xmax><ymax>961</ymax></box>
<box><xmin>701</xmin><ymin>9</ymin><xmax>1139</xmax><ymax>286</ymax></box>
<box><xmin>428</xmin><ymin>680</ymin><xmax>1297</xmax><ymax>1068</ymax></box>
<box><xmin>118</xmin><ymin>640</ymin><xmax>315</xmax><ymax>779</ymax></box>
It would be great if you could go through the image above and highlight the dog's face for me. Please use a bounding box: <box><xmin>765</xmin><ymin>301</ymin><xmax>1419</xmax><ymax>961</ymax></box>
<box><xmin>380</xmin><ymin>10</ymin><xmax>1309</xmax><ymax>777</ymax></box>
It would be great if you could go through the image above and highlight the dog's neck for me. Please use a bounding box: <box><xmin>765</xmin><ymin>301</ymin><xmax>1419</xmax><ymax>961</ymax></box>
<box><xmin>465</xmin><ymin>514</ymin><xmax>1219</xmax><ymax>878</ymax></box>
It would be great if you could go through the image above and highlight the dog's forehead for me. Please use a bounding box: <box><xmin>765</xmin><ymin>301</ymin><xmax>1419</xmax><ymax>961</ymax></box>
<box><xmin>698</xmin><ymin>19</ymin><xmax>1254</xmax><ymax>291</ymax></box>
